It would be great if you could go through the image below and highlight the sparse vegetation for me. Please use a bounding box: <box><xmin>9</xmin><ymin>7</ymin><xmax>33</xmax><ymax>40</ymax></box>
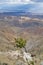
<box><xmin>30</xmin><ymin>61</ymin><xmax>34</xmax><ymax>65</ymax></box>
<box><xmin>0</xmin><ymin>16</ymin><xmax>43</xmax><ymax>65</ymax></box>
<box><xmin>0</xmin><ymin>62</ymin><xmax>8</xmax><ymax>65</ymax></box>
<box><xmin>15</xmin><ymin>37</ymin><xmax>26</xmax><ymax>48</ymax></box>
<box><xmin>3</xmin><ymin>63</ymin><xmax>8</xmax><ymax>65</ymax></box>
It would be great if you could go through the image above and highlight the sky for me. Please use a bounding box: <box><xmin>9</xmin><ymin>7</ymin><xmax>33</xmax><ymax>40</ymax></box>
<box><xmin>0</xmin><ymin>0</ymin><xmax>43</xmax><ymax>4</ymax></box>
<box><xmin>0</xmin><ymin>0</ymin><xmax>43</xmax><ymax>14</ymax></box>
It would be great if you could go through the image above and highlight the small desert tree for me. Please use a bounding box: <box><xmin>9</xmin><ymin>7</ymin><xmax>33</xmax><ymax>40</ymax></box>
<box><xmin>15</xmin><ymin>37</ymin><xmax>27</xmax><ymax>51</ymax></box>
<box><xmin>15</xmin><ymin>38</ymin><xmax>34</xmax><ymax>65</ymax></box>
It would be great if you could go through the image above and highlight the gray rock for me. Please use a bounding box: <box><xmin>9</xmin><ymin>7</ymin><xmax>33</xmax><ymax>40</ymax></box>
<box><xmin>40</xmin><ymin>61</ymin><xmax>43</xmax><ymax>65</ymax></box>
<box><xmin>15</xmin><ymin>60</ymin><xmax>27</xmax><ymax>65</ymax></box>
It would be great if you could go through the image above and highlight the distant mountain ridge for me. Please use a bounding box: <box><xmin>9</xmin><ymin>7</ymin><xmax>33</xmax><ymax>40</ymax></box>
<box><xmin>0</xmin><ymin>12</ymin><xmax>43</xmax><ymax>19</ymax></box>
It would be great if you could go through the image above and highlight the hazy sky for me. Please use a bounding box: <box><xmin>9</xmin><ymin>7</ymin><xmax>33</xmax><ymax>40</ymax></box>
<box><xmin>0</xmin><ymin>0</ymin><xmax>43</xmax><ymax>4</ymax></box>
<box><xmin>0</xmin><ymin>0</ymin><xmax>35</xmax><ymax>4</ymax></box>
<box><xmin>0</xmin><ymin>0</ymin><xmax>43</xmax><ymax>14</ymax></box>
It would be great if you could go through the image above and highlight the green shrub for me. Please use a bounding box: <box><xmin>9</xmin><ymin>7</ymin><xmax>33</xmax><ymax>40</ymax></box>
<box><xmin>15</xmin><ymin>38</ymin><xmax>26</xmax><ymax>48</ymax></box>
<box><xmin>30</xmin><ymin>61</ymin><xmax>34</xmax><ymax>65</ymax></box>
<box><xmin>0</xmin><ymin>62</ymin><xmax>8</xmax><ymax>65</ymax></box>
<box><xmin>2</xmin><ymin>63</ymin><xmax>8</xmax><ymax>65</ymax></box>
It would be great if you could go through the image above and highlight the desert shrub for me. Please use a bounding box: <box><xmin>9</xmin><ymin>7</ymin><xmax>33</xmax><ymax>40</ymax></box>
<box><xmin>2</xmin><ymin>63</ymin><xmax>8</xmax><ymax>65</ymax></box>
<box><xmin>30</xmin><ymin>61</ymin><xmax>34</xmax><ymax>65</ymax></box>
<box><xmin>0</xmin><ymin>62</ymin><xmax>8</xmax><ymax>65</ymax></box>
<box><xmin>15</xmin><ymin>38</ymin><xmax>26</xmax><ymax>48</ymax></box>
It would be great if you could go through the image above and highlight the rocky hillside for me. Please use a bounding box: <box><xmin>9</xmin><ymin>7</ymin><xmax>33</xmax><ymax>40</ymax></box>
<box><xmin>0</xmin><ymin>16</ymin><xmax>43</xmax><ymax>65</ymax></box>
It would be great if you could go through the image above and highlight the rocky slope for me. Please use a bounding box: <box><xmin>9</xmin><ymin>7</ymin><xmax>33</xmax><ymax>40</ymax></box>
<box><xmin>0</xmin><ymin>16</ymin><xmax>43</xmax><ymax>65</ymax></box>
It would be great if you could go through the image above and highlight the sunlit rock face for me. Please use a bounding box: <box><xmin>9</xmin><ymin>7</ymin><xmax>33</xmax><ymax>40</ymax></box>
<box><xmin>0</xmin><ymin>50</ymin><xmax>33</xmax><ymax>65</ymax></box>
<box><xmin>40</xmin><ymin>61</ymin><xmax>43</xmax><ymax>65</ymax></box>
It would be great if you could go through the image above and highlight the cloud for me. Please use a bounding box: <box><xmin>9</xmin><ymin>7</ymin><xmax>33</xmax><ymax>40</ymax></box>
<box><xmin>29</xmin><ymin>3</ymin><xmax>43</xmax><ymax>14</ymax></box>
<box><xmin>0</xmin><ymin>0</ymin><xmax>43</xmax><ymax>4</ymax></box>
<box><xmin>0</xmin><ymin>0</ymin><xmax>43</xmax><ymax>14</ymax></box>
<box><xmin>0</xmin><ymin>0</ymin><xmax>35</xmax><ymax>4</ymax></box>
<box><xmin>31</xmin><ymin>0</ymin><xmax>43</xmax><ymax>2</ymax></box>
